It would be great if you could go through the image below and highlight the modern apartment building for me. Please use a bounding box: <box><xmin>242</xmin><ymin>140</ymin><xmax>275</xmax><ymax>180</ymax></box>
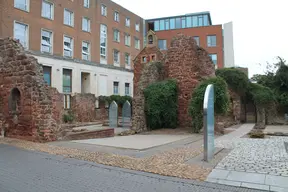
<box><xmin>146</xmin><ymin>12</ymin><xmax>235</xmax><ymax>69</ymax></box>
<box><xmin>0</xmin><ymin>0</ymin><xmax>144</xmax><ymax>108</ymax></box>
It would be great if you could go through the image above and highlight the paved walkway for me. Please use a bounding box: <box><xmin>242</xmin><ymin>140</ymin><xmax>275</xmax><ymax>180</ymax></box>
<box><xmin>207</xmin><ymin>124</ymin><xmax>288</xmax><ymax>192</ymax></box>
<box><xmin>0</xmin><ymin>144</ymin><xmax>264</xmax><ymax>192</ymax></box>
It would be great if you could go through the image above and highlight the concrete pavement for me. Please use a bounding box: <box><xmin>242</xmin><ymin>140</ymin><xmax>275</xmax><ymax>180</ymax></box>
<box><xmin>0</xmin><ymin>144</ymin><xmax>264</xmax><ymax>192</ymax></box>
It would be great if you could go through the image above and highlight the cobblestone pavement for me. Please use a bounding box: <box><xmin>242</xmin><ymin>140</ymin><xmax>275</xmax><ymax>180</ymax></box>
<box><xmin>0</xmin><ymin>144</ymin><xmax>264</xmax><ymax>192</ymax></box>
<box><xmin>207</xmin><ymin>124</ymin><xmax>288</xmax><ymax>191</ymax></box>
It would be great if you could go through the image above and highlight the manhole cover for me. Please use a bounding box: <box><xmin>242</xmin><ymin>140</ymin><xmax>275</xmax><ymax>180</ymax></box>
<box><xmin>284</xmin><ymin>142</ymin><xmax>288</xmax><ymax>153</ymax></box>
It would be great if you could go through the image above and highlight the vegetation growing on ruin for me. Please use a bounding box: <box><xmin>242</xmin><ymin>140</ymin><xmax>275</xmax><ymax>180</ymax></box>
<box><xmin>188</xmin><ymin>77</ymin><xmax>229</xmax><ymax>133</ymax></box>
<box><xmin>98</xmin><ymin>95</ymin><xmax>132</xmax><ymax>106</ymax></box>
<box><xmin>144</xmin><ymin>79</ymin><xmax>178</xmax><ymax>130</ymax></box>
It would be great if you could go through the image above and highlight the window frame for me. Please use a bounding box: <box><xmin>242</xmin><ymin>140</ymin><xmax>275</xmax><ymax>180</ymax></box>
<box><xmin>125</xmin><ymin>53</ymin><xmax>131</xmax><ymax>66</ymax></box>
<box><xmin>114</xmin><ymin>11</ymin><xmax>120</xmax><ymax>22</ymax></box>
<box><xmin>13</xmin><ymin>21</ymin><xmax>29</xmax><ymax>50</ymax></box>
<box><xmin>209</xmin><ymin>53</ymin><xmax>218</xmax><ymax>65</ymax></box>
<box><xmin>64</xmin><ymin>8</ymin><xmax>74</xmax><ymax>27</ymax></box>
<box><xmin>158</xmin><ymin>39</ymin><xmax>167</xmax><ymax>50</ymax></box>
<box><xmin>82</xmin><ymin>17</ymin><xmax>91</xmax><ymax>32</ymax></box>
<box><xmin>101</xmin><ymin>4</ymin><xmax>107</xmax><ymax>16</ymax></box>
<box><xmin>63</xmin><ymin>35</ymin><xmax>73</xmax><ymax>58</ymax></box>
<box><xmin>193</xmin><ymin>36</ymin><xmax>200</xmax><ymax>46</ymax></box>
<box><xmin>207</xmin><ymin>35</ymin><xmax>217</xmax><ymax>47</ymax></box>
<box><xmin>14</xmin><ymin>0</ymin><xmax>30</xmax><ymax>12</ymax></box>
<box><xmin>113</xmin><ymin>49</ymin><xmax>120</xmax><ymax>66</ymax></box>
<box><xmin>113</xmin><ymin>81</ymin><xmax>119</xmax><ymax>95</ymax></box>
<box><xmin>125</xmin><ymin>83</ymin><xmax>130</xmax><ymax>96</ymax></box>
<box><xmin>124</xmin><ymin>34</ymin><xmax>131</xmax><ymax>46</ymax></box>
<box><xmin>41</xmin><ymin>29</ymin><xmax>53</xmax><ymax>54</ymax></box>
<box><xmin>100</xmin><ymin>24</ymin><xmax>107</xmax><ymax>61</ymax></box>
<box><xmin>43</xmin><ymin>65</ymin><xmax>52</xmax><ymax>86</ymax></box>
<box><xmin>134</xmin><ymin>37</ymin><xmax>140</xmax><ymax>49</ymax></box>
<box><xmin>135</xmin><ymin>23</ymin><xmax>140</xmax><ymax>32</ymax></box>
<box><xmin>125</xmin><ymin>17</ymin><xmax>130</xmax><ymax>27</ymax></box>
<box><xmin>113</xmin><ymin>29</ymin><xmax>120</xmax><ymax>42</ymax></box>
<box><xmin>62</xmin><ymin>68</ymin><xmax>72</xmax><ymax>94</ymax></box>
<box><xmin>82</xmin><ymin>41</ymin><xmax>90</xmax><ymax>61</ymax></box>
<box><xmin>83</xmin><ymin>0</ymin><xmax>89</xmax><ymax>8</ymax></box>
<box><xmin>41</xmin><ymin>0</ymin><xmax>54</xmax><ymax>20</ymax></box>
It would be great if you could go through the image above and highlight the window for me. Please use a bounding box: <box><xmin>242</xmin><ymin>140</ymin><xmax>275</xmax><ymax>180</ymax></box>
<box><xmin>207</xmin><ymin>35</ymin><xmax>217</xmax><ymax>47</ymax></box>
<box><xmin>154</xmin><ymin>20</ymin><xmax>159</xmax><ymax>31</ymax></box>
<box><xmin>42</xmin><ymin>1</ymin><xmax>53</xmax><ymax>19</ymax></box>
<box><xmin>83</xmin><ymin>0</ymin><xmax>89</xmax><ymax>8</ymax></box>
<box><xmin>14</xmin><ymin>22</ymin><xmax>28</xmax><ymax>49</ymax></box>
<box><xmin>100</xmin><ymin>24</ymin><xmax>107</xmax><ymax>60</ymax></box>
<box><xmin>113</xmin><ymin>29</ymin><xmax>120</xmax><ymax>42</ymax></box>
<box><xmin>159</xmin><ymin>20</ymin><xmax>165</xmax><ymax>30</ymax></box>
<box><xmin>135</xmin><ymin>38</ymin><xmax>140</xmax><ymax>49</ymax></box>
<box><xmin>125</xmin><ymin>83</ymin><xmax>130</xmax><ymax>95</ymax></box>
<box><xmin>43</xmin><ymin>66</ymin><xmax>52</xmax><ymax>86</ymax></box>
<box><xmin>125</xmin><ymin>34</ymin><xmax>131</xmax><ymax>46</ymax></box>
<box><xmin>142</xmin><ymin>56</ymin><xmax>147</xmax><ymax>63</ymax></box>
<box><xmin>198</xmin><ymin>15</ymin><xmax>203</xmax><ymax>27</ymax></box>
<box><xmin>203</xmin><ymin>15</ymin><xmax>208</xmax><ymax>26</ymax></box>
<box><xmin>170</xmin><ymin>18</ymin><xmax>175</xmax><ymax>29</ymax></box>
<box><xmin>63</xmin><ymin>36</ymin><xmax>73</xmax><ymax>57</ymax></box>
<box><xmin>101</xmin><ymin>5</ymin><xmax>107</xmax><ymax>16</ymax></box>
<box><xmin>63</xmin><ymin>69</ymin><xmax>72</xmax><ymax>93</ymax></box>
<box><xmin>158</xmin><ymin>39</ymin><xmax>167</xmax><ymax>50</ymax></box>
<box><xmin>113</xmin><ymin>49</ymin><xmax>120</xmax><ymax>65</ymax></box>
<box><xmin>114</xmin><ymin>11</ymin><xmax>119</xmax><ymax>22</ymax></box>
<box><xmin>63</xmin><ymin>94</ymin><xmax>71</xmax><ymax>109</ymax></box>
<box><xmin>193</xmin><ymin>36</ymin><xmax>200</xmax><ymax>46</ymax></box>
<box><xmin>192</xmin><ymin>16</ymin><xmax>198</xmax><ymax>27</ymax></box>
<box><xmin>82</xmin><ymin>17</ymin><xmax>90</xmax><ymax>32</ymax></box>
<box><xmin>186</xmin><ymin>16</ymin><xmax>192</xmax><ymax>28</ymax></box>
<box><xmin>82</xmin><ymin>41</ymin><xmax>90</xmax><ymax>61</ymax></box>
<box><xmin>41</xmin><ymin>29</ymin><xmax>52</xmax><ymax>53</ymax></box>
<box><xmin>125</xmin><ymin>53</ymin><xmax>130</xmax><ymax>66</ymax></box>
<box><xmin>125</xmin><ymin>18</ymin><xmax>130</xmax><ymax>27</ymax></box>
<box><xmin>209</xmin><ymin>54</ymin><xmax>217</xmax><ymax>65</ymax></box>
<box><xmin>113</xmin><ymin>82</ymin><xmax>119</xmax><ymax>95</ymax></box>
<box><xmin>165</xmin><ymin>19</ymin><xmax>169</xmax><ymax>30</ymax></box>
<box><xmin>64</xmin><ymin>9</ymin><xmax>74</xmax><ymax>26</ymax></box>
<box><xmin>135</xmin><ymin>23</ymin><xmax>140</xmax><ymax>31</ymax></box>
<box><xmin>14</xmin><ymin>0</ymin><xmax>29</xmax><ymax>11</ymax></box>
<box><xmin>181</xmin><ymin>17</ymin><xmax>186</xmax><ymax>28</ymax></box>
<box><xmin>175</xmin><ymin>17</ymin><xmax>181</xmax><ymax>29</ymax></box>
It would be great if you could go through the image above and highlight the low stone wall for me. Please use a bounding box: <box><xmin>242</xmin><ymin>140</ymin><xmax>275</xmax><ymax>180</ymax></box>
<box><xmin>71</xmin><ymin>93</ymin><xmax>96</xmax><ymax>122</ymax></box>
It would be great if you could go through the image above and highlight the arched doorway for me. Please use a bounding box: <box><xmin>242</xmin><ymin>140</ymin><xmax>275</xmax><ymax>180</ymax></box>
<box><xmin>8</xmin><ymin>88</ymin><xmax>21</xmax><ymax>115</ymax></box>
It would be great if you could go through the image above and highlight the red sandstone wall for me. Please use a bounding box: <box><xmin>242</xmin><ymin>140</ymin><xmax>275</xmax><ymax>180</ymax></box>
<box><xmin>165</xmin><ymin>34</ymin><xmax>215</xmax><ymax>127</ymax></box>
<box><xmin>71</xmin><ymin>93</ymin><xmax>96</xmax><ymax>122</ymax></box>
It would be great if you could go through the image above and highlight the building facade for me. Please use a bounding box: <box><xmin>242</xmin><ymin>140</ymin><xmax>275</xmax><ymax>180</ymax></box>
<box><xmin>146</xmin><ymin>12</ymin><xmax>235</xmax><ymax>69</ymax></box>
<box><xmin>0</xmin><ymin>0</ymin><xmax>145</xmax><ymax>108</ymax></box>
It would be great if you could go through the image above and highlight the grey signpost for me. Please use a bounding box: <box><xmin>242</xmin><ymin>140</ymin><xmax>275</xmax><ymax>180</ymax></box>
<box><xmin>203</xmin><ymin>84</ymin><xmax>215</xmax><ymax>162</ymax></box>
<box><xmin>109</xmin><ymin>101</ymin><xmax>118</xmax><ymax>128</ymax></box>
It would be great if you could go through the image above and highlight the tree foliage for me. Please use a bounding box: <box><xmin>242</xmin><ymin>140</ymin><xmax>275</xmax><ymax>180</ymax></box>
<box><xmin>98</xmin><ymin>95</ymin><xmax>132</xmax><ymax>106</ymax></box>
<box><xmin>188</xmin><ymin>77</ymin><xmax>229</xmax><ymax>133</ymax></box>
<box><xmin>144</xmin><ymin>79</ymin><xmax>178</xmax><ymax>130</ymax></box>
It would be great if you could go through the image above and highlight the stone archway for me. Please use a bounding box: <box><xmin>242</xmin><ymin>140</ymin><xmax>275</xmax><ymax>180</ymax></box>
<box><xmin>8</xmin><ymin>88</ymin><xmax>21</xmax><ymax>121</ymax></box>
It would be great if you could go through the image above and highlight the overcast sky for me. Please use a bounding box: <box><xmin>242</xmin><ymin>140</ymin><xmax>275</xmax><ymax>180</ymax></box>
<box><xmin>113</xmin><ymin>0</ymin><xmax>287</xmax><ymax>77</ymax></box>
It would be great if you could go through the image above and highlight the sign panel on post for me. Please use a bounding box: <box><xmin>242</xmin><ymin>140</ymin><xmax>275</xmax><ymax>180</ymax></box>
<box><xmin>203</xmin><ymin>84</ymin><xmax>215</xmax><ymax>162</ymax></box>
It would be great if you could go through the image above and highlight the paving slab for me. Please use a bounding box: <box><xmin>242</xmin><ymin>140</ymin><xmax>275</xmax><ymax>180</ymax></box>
<box><xmin>217</xmin><ymin>179</ymin><xmax>241</xmax><ymax>187</ymax></box>
<box><xmin>265</xmin><ymin>175</ymin><xmax>288</xmax><ymax>188</ymax></box>
<box><xmin>72</xmin><ymin>134</ymin><xmax>193</xmax><ymax>150</ymax></box>
<box><xmin>207</xmin><ymin>169</ymin><xmax>230</xmax><ymax>180</ymax></box>
<box><xmin>270</xmin><ymin>186</ymin><xmax>288</xmax><ymax>192</ymax></box>
<box><xmin>241</xmin><ymin>182</ymin><xmax>270</xmax><ymax>191</ymax></box>
<box><xmin>227</xmin><ymin>171</ymin><xmax>266</xmax><ymax>184</ymax></box>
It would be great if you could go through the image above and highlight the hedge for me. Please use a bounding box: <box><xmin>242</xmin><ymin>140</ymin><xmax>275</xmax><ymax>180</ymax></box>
<box><xmin>144</xmin><ymin>79</ymin><xmax>178</xmax><ymax>129</ymax></box>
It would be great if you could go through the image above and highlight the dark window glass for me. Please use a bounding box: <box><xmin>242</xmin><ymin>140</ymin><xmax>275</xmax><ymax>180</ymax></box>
<box><xmin>43</xmin><ymin>66</ymin><xmax>52</xmax><ymax>86</ymax></box>
<box><xmin>63</xmin><ymin>69</ymin><xmax>72</xmax><ymax>93</ymax></box>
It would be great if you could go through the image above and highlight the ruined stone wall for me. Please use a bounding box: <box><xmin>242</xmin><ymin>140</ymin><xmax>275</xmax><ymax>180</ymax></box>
<box><xmin>71</xmin><ymin>93</ymin><xmax>96</xmax><ymax>122</ymax></box>
<box><xmin>132</xmin><ymin>46</ymin><xmax>165</xmax><ymax>131</ymax></box>
<box><xmin>165</xmin><ymin>34</ymin><xmax>215</xmax><ymax>127</ymax></box>
<box><xmin>0</xmin><ymin>37</ymin><xmax>61</xmax><ymax>141</ymax></box>
<box><xmin>50</xmin><ymin>87</ymin><xmax>64</xmax><ymax>125</ymax></box>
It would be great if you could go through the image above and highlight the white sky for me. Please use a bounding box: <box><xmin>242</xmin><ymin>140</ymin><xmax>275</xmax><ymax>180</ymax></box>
<box><xmin>113</xmin><ymin>0</ymin><xmax>287</xmax><ymax>77</ymax></box>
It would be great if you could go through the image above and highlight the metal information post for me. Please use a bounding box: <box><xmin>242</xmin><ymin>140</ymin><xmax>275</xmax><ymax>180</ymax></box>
<box><xmin>203</xmin><ymin>84</ymin><xmax>215</xmax><ymax>162</ymax></box>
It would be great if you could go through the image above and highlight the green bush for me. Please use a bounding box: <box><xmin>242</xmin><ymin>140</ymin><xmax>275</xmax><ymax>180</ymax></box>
<box><xmin>63</xmin><ymin>110</ymin><xmax>74</xmax><ymax>123</ymax></box>
<box><xmin>144</xmin><ymin>79</ymin><xmax>178</xmax><ymax>129</ymax></box>
<box><xmin>98</xmin><ymin>95</ymin><xmax>132</xmax><ymax>106</ymax></box>
<box><xmin>216</xmin><ymin>68</ymin><xmax>249</xmax><ymax>95</ymax></box>
<box><xmin>248</xmin><ymin>83</ymin><xmax>275</xmax><ymax>106</ymax></box>
<box><xmin>189</xmin><ymin>77</ymin><xmax>229</xmax><ymax>133</ymax></box>
<box><xmin>248</xmin><ymin>130</ymin><xmax>265</xmax><ymax>138</ymax></box>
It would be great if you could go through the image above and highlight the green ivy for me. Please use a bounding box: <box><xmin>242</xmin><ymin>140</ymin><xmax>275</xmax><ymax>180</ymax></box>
<box><xmin>248</xmin><ymin>83</ymin><xmax>275</xmax><ymax>106</ymax></box>
<box><xmin>188</xmin><ymin>77</ymin><xmax>229</xmax><ymax>133</ymax></box>
<box><xmin>216</xmin><ymin>68</ymin><xmax>249</xmax><ymax>95</ymax></box>
<box><xmin>144</xmin><ymin>79</ymin><xmax>178</xmax><ymax>130</ymax></box>
<box><xmin>98</xmin><ymin>95</ymin><xmax>132</xmax><ymax>106</ymax></box>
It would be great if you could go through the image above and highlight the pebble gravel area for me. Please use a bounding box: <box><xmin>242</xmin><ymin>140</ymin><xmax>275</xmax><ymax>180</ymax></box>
<box><xmin>0</xmin><ymin>144</ymin><xmax>265</xmax><ymax>192</ymax></box>
<box><xmin>215</xmin><ymin>136</ymin><xmax>288</xmax><ymax>177</ymax></box>
<box><xmin>0</xmin><ymin>137</ymin><xmax>211</xmax><ymax>181</ymax></box>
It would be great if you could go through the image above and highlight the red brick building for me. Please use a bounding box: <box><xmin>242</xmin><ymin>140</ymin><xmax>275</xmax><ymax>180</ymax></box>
<box><xmin>146</xmin><ymin>12</ymin><xmax>235</xmax><ymax>69</ymax></box>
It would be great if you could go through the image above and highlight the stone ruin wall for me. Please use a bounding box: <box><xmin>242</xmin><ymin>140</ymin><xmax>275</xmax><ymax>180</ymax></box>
<box><xmin>132</xmin><ymin>46</ymin><xmax>165</xmax><ymax>132</ymax></box>
<box><xmin>165</xmin><ymin>34</ymin><xmax>215</xmax><ymax>127</ymax></box>
<box><xmin>0</xmin><ymin>37</ymin><xmax>62</xmax><ymax>141</ymax></box>
<box><xmin>71</xmin><ymin>93</ymin><xmax>97</xmax><ymax>122</ymax></box>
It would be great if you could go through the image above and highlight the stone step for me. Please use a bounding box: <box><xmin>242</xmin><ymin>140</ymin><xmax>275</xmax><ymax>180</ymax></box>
<box><xmin>62</xmin><ymin>128</ymin><xmax>114</xmax><ymax>141</ymax></box>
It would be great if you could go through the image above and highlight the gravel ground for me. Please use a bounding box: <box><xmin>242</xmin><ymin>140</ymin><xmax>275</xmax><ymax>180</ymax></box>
<box><xmin>0</xmin><ymin>137</ymin><xmax>211</xmax><ymax>181</ymax></box>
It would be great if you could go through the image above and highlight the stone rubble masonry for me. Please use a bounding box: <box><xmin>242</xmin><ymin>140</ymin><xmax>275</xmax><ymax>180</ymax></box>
<box><xmin>165</xmin><ymin>34</ymin><xmax>215</xmax><ymax>127</ymax></box>
<box><xmin>132</xmin><ymin>46</ymin><xmax>165</xmax><ymax>132</ymax></box>
<box><xmin>0</xmin><ymin>37</ymin><xmax>62</xmax><ymax>142</ymax></box>
<box><xmin>71</xmin><ymin>93</ymin><xmax>97</xmax><ymax>122</ymax></box>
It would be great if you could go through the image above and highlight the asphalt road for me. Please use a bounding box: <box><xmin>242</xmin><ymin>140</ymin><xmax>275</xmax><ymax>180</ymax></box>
<box><xmin>0</xmin><ymin>144</ymin><xmax>264</xmax><ymax>192</ymax></box>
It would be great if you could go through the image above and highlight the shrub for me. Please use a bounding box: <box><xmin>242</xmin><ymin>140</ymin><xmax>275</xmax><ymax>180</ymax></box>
<box><xmin>248</xmin><ymin>130</ymin><xmax>265</xmax><ymax>138</ymax></box>
<box><xmin>98</xmin><ymin>95</ymin><xmax>132</xmax><ymax>106</ymax></box>
<box><xmin>63</xmin><ymin>110</ymin><xmax>74</xmax><ymax>123</ymax></box>
<box><xmin>216</xmin><ymin>68</ymin><xmax>249</xmax><ymax>95</ymax></box>
<box><xmin>144</xmin><ymin>79</ymin><xmax>178</xmax><ymax>130</ymax></box>
<box><xmin>248</xmin><ymin>83</ymin><xmax>275</xmax><ymax>106</ymax></box>
<box><xmin>189</xmin><ymin>77</ymin><xmax>229</xmax><ymax>133</ymax></box>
